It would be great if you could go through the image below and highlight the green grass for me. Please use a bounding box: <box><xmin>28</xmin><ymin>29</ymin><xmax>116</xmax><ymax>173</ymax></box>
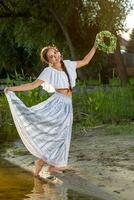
<box><xmin>11</xmin><ymin>148</ymin><xmax>30</xmax><ymax>156</ymax></box>
<box><xmin>1</xmin><ymin>73</ymin><xmax>134</xmax><ymax>142</ymax></box>
<box><xmin>105</xmin><ymin>123</ymin><xmax>134</xmax><ymax>135</ymax></box>
<box><xmin>73</xmin><ymin>86</ymin><xmax>134</xmax><ymax>127</ymax></box>
<box><xmin>128</xmin><ymin>146</ymin><xmax>134</xmax><ymax>152</ymax></box>
<box><xmin>1</xmin><ymin>85</ymin><xmax>134</xmax><ymax>142</ymax></box>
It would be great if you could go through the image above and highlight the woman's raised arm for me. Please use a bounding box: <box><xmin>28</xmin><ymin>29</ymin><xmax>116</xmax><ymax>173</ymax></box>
<box><xmin>76</xmin><ymin>45</ymin><xmax>97</xmax><ymax>69</ymax></box>
<box><xmin>4</xmin><ymin>79</ymin><xmax>44</xmax><ymax>93</ymax></box>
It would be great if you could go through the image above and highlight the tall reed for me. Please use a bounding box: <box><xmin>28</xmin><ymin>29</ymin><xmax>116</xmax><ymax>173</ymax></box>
<box><xmin>73</xmin><ymin>86</ymin><xmax>134</xmax><ymax>127</ymax></box>
<box><xmin>1</xmin><ymin>70</ymin><xmax>134</xmax><ymax>142</ymax></box>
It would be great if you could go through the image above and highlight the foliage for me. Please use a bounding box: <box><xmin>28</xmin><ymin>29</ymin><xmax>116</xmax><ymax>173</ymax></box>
<box><xmin>73</xmin><ymin>86</ymin><xmax>134</xmax><ymax>128</ymax></box>
<box><xmin>0</xmin><ymin>94</ymin><xmax>18</xmax><ymax>142</ymax></box>
<box><xmin>0</xmin><ymin>0</ymin><xmax>133</xmax><ymax>80</ymax></box>
<box><xmin>105</xmin><ymin>123</ymin><xmax>134</xmax><ymax>135</ymax></box>
<box><xmin>1</xmin><ymin>77</ymin><xmax>134</xmax><ymax>142</ymax></box>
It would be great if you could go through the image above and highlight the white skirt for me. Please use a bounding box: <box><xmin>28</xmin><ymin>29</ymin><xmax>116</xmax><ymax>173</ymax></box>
<box><xmin>5</xmin><ymin>91</ymin><xmax>73</xmax><ymax>167</ymax></box>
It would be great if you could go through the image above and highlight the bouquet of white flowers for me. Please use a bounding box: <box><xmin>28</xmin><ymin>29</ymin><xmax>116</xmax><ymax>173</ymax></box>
<box><xmin>96</xmin><ymin>31</ymin><xmax>117</xmax><ymax>54</ymax></box>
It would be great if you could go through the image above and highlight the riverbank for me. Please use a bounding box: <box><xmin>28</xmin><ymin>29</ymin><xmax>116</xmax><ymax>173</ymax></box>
<box><xmin>2</xmin><ymin>125</ymin><xmax>134</xmax><ymax>200</ymax></box>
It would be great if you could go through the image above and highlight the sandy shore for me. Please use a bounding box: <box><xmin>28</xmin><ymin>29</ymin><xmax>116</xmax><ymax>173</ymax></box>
<box><xmin>3</xmin><ymin>126</ymin><xmax>134</xmax><ymax>200</ymax></box>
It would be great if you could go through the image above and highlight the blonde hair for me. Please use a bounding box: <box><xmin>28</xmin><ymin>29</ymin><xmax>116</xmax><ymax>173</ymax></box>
<box><xmin>40</xmin><ymin>46</ymin><xmax>58</xmax><ymax>64</ymax></box>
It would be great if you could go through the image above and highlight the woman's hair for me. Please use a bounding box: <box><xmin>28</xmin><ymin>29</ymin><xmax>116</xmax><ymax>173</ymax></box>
<box><xmin>40</xmin><ymin>46</ymin><xmax>72</xmax><ymax>91</ymax></box>
<box><xmin>61</xmin><ymin>60</ymin><xmax>72</xmax><ymax>91</ymax></box>
<box><xmin>40</xmin><ymin>46</ymin><xmax>55</xmax><ymax>64</ymax></box>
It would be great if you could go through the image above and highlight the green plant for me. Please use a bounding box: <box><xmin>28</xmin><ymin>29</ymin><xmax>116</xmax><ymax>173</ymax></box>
<box><xmin>73</xmin><ymin>86</ymin><xmax>134</xmax><ymax>128</ymax></box>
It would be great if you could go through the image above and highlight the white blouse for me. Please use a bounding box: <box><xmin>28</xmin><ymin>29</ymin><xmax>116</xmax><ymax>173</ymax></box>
<box><xmin>37</xmin><ymin>60</ymin><xmax>77</xmax><ymax>93</ymax></box>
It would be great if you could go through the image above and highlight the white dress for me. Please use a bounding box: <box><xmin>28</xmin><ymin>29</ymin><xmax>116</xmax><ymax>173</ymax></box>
<box><xmin>5</xmin><ymin>60</ymin><xmax>77</xmax><ymax>167</ymax></box>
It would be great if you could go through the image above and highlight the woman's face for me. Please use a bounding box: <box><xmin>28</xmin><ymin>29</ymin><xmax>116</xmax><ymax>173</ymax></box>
<box><xmin>47</xmin><ymin>48</ymin><xmax>62</xmax><ymax>65</ymax></box>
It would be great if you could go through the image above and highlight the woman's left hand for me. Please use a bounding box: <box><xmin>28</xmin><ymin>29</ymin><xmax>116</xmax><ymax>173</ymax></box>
<box><xmin>94</xmin><ymin>37</ymin><xmax>98</xmax><ymax>49</ymax></box>
<box><xmin>4</xmin><ymin>87</ymin><xmax>11</xmax><ymax>93</ymax></box>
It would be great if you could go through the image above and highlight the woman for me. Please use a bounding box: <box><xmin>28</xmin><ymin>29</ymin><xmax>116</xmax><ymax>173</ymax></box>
<box><xmin>4</xmin><ymin>42</ymin><xmax>97</xmax><ymax>177</ymax></box>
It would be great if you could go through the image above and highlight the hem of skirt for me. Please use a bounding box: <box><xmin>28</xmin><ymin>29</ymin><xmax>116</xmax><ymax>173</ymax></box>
<box><xmin>6</xmin><ymin>91</ymin><xmax>69</xmax><ymax>168</ymax></box>
<box><xmin>41</xmin><ymin>155</ymin><xmax>68</xmax><ymax>167</ymax></box>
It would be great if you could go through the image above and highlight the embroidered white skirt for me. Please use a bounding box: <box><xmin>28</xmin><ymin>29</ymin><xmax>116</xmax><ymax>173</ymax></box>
<box><xmin>5</xmin><ymin>91</ymin><xmax>73</xmax><ymax>167</ymax></box>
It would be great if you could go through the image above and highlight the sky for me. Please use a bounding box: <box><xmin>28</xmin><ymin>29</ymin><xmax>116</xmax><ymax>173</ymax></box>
<box><xmin>122</xmin><ymin>1</ymin><xmax>134</xmax><ymax>40</ymax></box>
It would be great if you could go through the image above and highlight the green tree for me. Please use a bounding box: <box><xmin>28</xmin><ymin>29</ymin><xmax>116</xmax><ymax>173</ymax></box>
<box><xmin>0</xmin><ymin>0</ymin><xmax>133</xmax><ymax>84</ymax></box>
<box><xmin>82</xmin><ymin>0</ymin><xmax>133</xmax><ymax>85</ymax></box>
<box><xmin>0</xmin><ymin>1</ymin><xmax>81</xmax><ymax>76</ymax></box>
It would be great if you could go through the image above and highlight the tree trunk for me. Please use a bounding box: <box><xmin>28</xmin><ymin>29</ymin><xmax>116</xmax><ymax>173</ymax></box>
<box><xmin>48</xmin><ymin>8</ymin><xmax>76</xmax><ymax>60</ymax></box>
<box><xmin>114</xmin><ymin>33</ymin><xmax>129</xmax><ymax>86</ymax></box>
<box><xmin>48</xmin><ymin>8</ymin><xmax>85</xmax><ymax>79</ymax></box>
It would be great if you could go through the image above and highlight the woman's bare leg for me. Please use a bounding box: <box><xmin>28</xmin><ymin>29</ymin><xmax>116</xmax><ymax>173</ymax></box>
<box><xmin>47</xmin><ymin>165</ymin><xmax>64</xmax><ymax>174</ymax></box>
<box><xmin>34</xmin><ymin>159</ymin><xmax>45</xmax><ymax>177</ymax></box>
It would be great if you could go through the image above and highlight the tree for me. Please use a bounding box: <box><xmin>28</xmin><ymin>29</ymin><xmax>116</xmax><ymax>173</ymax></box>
<box><xmin>81</xmin><ymin>0</ymin><xmax>132</xmax><ymax>85</ymax></box>
<box><xmin>0</xmin><ymin>0</ymin><xmax>83</xmax><ymax>76</ymax></box>
<box><xmin>0</xmin><ymin>0</ymin><xmax>133</xmax><ymax>84</ymax></box>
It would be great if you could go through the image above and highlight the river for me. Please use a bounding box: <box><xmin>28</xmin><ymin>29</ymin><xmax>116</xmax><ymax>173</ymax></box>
<box><xmin>0</xmin><ymin>159</ymin><xmax>102</xmax><ymax>200</ymax></box>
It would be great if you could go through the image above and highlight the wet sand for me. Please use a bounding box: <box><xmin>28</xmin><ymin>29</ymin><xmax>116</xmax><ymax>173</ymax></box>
<box><xmin>3</xmin><ymin>126</ymin><xmax>134</xmax><ymax>200</ymax></box>
<box><xmin>70</xmin><ymin>127</ymin><xmax>134</xmax><ymax>200</ymax></box>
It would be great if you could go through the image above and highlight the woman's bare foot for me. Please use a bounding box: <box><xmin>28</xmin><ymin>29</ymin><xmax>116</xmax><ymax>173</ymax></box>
<box><xmin>47</xmin><ymin>165</ymin><xmax>64</xmax><ymax>174</ymax></box>
<box><xmin>34</xmin><ymin>159</ymin><xmax>45</xmax><ymax>177</ymax></box>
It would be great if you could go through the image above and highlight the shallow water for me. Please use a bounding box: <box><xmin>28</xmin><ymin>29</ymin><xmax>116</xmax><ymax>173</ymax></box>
<box><xmin>0</xmin><ymin>159</ymin><xmax>101</xmax><ymax>200</ymax></box>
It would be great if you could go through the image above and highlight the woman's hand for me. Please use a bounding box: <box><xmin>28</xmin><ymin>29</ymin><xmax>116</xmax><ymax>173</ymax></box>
<box><xmin>4</xmin><ymin>87</ymin><xmax>12</xmax><ymax>94</ymax></box>
<box><xmin>93</xmin><ymin>36</ymin><xmax>98</xmax><ymax>49</ymax></box>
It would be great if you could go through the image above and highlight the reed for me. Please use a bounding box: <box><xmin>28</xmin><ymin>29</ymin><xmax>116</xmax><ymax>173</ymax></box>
<box><xmin>1</xmin><ymin>71</ymin><xmax>134</xmax><ymax>142</ymax></box>
<box><xmin>73</xmin><ymin>86</ymin><xmax>134</xmax><ymax>127</ymax></box>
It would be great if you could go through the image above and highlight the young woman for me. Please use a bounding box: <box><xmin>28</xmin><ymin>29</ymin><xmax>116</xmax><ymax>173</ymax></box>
<box><xmin>4</xmin><ymin>42</ymin><xmax>97</xmax><ymax>177</ymax></box>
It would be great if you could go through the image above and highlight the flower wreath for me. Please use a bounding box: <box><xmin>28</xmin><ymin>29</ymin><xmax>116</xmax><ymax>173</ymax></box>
<box><xmin>96</xmin><ymin>31</ymin><xmax>117</xmax><ymax>54</ymax></box>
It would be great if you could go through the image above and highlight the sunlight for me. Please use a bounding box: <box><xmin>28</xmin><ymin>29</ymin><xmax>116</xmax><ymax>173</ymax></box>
<box><xmin>122</xmin><ymin>0</ymin><xmax>134</xmax><ymax>40</ymax></box>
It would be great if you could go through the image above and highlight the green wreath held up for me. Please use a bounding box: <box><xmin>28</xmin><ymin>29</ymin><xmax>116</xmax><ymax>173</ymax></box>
<box><xmin>96</xmin><ymin>31</ymin><xmax>117</xmax><ymax>54</ymax></box>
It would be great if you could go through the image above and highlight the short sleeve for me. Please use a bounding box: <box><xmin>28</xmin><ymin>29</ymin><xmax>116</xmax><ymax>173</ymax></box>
<box><xmin>37</xmin><ymin>67</ymin><xmax>50</xmax><ymax>82</ymax></box>
<box><xmin>63</xmin><ymin>60</ymin><xmax>77</xmax><ymax>69</ymax></box>
<box><xmin>37</xmin><ymin>67</ymin><xmax>55</xmax><ymax>93</ymax></box>
<box><xmin>69</xmin><ymin>61</ymin><xmax>77</xmax><ymax>69</ymax></box>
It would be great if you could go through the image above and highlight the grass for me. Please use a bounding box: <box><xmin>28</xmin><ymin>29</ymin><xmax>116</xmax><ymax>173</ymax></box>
<box><xmin>1</xmin><ymin>85</ymin><xmax>134</xmax><ymax>142</ymax></box>
<box><xmin>105</xmin><ymin>123</ymin><xmax>134</xmax><ymax>136</ymax></box>
<box><xmin>11</xmin><ymin>148</ymin><xmax>30</xmax><ymax>156</ymax></box>
<box><xmin>1</xmin><ymin>73</ymin><xmax>134</xmax><ymax>142</ymax></box>
<box><xmin>73</xmin><ymin>86</ymin><xmax>134</xmax><ymax>127</ymax></box>
<box><xmin>128</xmin><ymin>146</ymin><xmax>134</xmax><ymax>152</ymax></box>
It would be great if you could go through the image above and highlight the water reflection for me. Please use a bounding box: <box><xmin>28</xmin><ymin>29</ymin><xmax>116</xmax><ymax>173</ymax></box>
<box><xmin>0</xmin><ymin>159</ymin><xmax>100</xmax><ymax>200</ymax></box>
<box><xmin>0</xmin><ymin>159</ymin><xmax>33</xmax><ymax>200</ymax></box>
<box><xmin>25</xmin><ymin>177</ymin><xmax>68</xmax><ymax>200</ymax></box>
